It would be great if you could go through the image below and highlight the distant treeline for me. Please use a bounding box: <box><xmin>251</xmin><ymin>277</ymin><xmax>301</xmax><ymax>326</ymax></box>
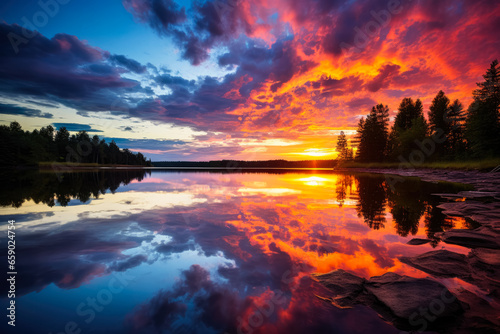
<box><xmin>153</xmin><ymin>160</ymin><xmax>336</xmax><ymax>168</ymax></box>
<box><xmin>0</xmin><ymin>123</ymin><xmax>152</xmax><ymax>167</ymax></box>
<box><xmin>339</xmin><ymin>60</ymin><xmax>500</xmax><ymax>163</ymax></box>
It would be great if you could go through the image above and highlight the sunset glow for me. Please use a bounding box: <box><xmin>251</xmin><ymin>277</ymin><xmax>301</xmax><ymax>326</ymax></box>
<box><xmin>1</xmin><ymin>0</ymin><xmax>498</xmax><ymax>160</ymax></box>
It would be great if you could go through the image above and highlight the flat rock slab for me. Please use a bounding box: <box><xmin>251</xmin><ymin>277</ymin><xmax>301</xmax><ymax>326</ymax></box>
<box><xmin>399</xmin><ymin>250</ymin><xmax>469</xmax><ymax>279</ymax></box>
<box><xmin>407</xmin><ymin>238</ymin><xmax>432</xmax><ymax>245</ymax></box>
<box><xmin>365</xmin><ymin>272</ymin><xmax>462</xmax><ymax>319</ymax></box>
<box><xmin>470</xmin><ymin>248</ymin><xmax>500</xmax><ymax>266</ymax></box>
<box><xmin>315</xmin><ymin>270</ymin><xmax>465</xmax><ymax>331</ymax></box>
<box><xmin>313</xmin><ymin>269</ymin><xmax>365</xmax><ymax>297</ymax></box>
<box><xmin>400</xmin><ymin>249</ymin><xmax>500</xmax><ymax>299</ymax></box>
<box><xmin>435</xmin><ymin>228</ymin><xmax>500</xmax><ymax>249</ymax></box>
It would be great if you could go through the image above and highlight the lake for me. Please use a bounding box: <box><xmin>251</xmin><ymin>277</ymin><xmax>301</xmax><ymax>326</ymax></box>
<box><xmin>0</xmin><ymin>169</ymin><xmax>483</xmax><ymax>333</ymax></box>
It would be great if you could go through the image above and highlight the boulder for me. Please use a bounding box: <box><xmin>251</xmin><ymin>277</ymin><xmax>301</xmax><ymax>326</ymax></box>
<box><xmin>399</xmin><ymin>250</ymin><xmax>469</xmax><ymax>279</ymax></box>
<box><xmin>434</xmin><ymin>228</ymin><xmax>500</xmax><ymax>249</ymax></box>
<box><xmin>406</xmin><ymin>238</ymin><xmax>432</xmax><ymax>245</ymax></box>
<box><xmin>365</xmin><ymin>272</ymin><xmax>463</xmax><ymax>320</ymax></box>
<box><xmin>315</xmin><ymin>270</ymin><xmax>464</xmax><ymax>331</ymax></box>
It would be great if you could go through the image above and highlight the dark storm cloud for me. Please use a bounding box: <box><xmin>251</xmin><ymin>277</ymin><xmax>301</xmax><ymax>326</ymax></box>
<box><xmin>365</xmin><ymin>63</ymin><xmax>401</xmax><ymax>92</ymax></box>
<box><xmin>311</xmin><ymin>75</ymin><xmax>364</xmax><ymax>98</ymax></box>
<box><xmin>104</xmin><ymin>137</ymin><xmax>186</xmax><ymax>150</ymax></box>
<box><xmin>0</xmin><ymin>23</ymin><xmax>145</xmax><ymax>113</ymax></box>
<box><xmin>154</xmin><ymin>73</ymin><xmax>196</xmax><ymax>88</ymax></box>
<box><xmin>0</xmin><ymin>102</ymin><xmax>53</xmax><ymax>118</ymax></box>
<box><xmin>52</xmin><ymin>123</ymin><xmax>103</xmax><ymax>132</ymax></box>
<box><xmin>0</xmin><ymin>22</ymin><xmax>244</xmax><ymax>133</ymax></box>
<box><xmin>123</xmin><ymin>0</ymin><xmax>186</xmax><ymax>32</ymax></box>
<box><xmin>319</xmin><ymin>0</ymin><xmax>400</xmax><ymax>56</ymax></box>
<box><xmin>25</xmin><ymin>99</ymin><xmax>60</xmax><ymax>108</ymax></box>
<box><xmin>124</xmin><ymin>0</ymin><xmax>251</xmax><ymax>65</ymax></box>
<box><xmin>346</xmin><ymin>97</ymin><xmax>377</xmax><ymax>111</ymax></box>
<box><xmin>109</xmin><ymin>54</ymin><xmax>148</xmax><ymax>74</ymax></box>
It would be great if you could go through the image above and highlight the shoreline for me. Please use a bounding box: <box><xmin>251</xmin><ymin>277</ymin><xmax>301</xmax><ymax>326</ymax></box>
<box><xmin>343</xmin><ymin>167</ymin><xmax>500</xmax><ymax>230</ymax></box>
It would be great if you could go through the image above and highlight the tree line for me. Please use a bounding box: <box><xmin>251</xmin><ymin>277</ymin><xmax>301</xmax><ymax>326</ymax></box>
<box><xmin>0</xmin><ymin>123</ymin><xmax>152</xmax><ymax>167</ymax></box>
<box><xmin>153</xmin><ymin>160</ymin><xmax>336</xmax><ymax>168</ymax></box>
<box><xmin>336</xmin><ymin>60</ymin><xmax>500</xmax><ymax>162</ymax></box>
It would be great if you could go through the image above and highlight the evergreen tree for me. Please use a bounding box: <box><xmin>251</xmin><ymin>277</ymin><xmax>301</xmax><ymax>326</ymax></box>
<box><xmin>356</xmin><ymin>104</ymin><xmax>389</xmax><ymax>162</ymax></box>
<box><xmin>336</xmin><ymin>131</ymin><xmax>349</xmax><ymax>160</ymax></box>
<box><xmin>394</xmin><ymin>98</ymin><xmax>424</xmax><ymax>130</ymax></box>
<box><xmin>0</xmin><ymin>122</ymin><xmax>151</xmax><ymax>166</ymax></box>
<box><xmin>428</xmin><ymin>90</ymin><xmax>451</xmax><ymax>157</ymax></box>
<box><xmin>388</xmin><ymin>98</ymin><xmax>428</xmax><ymax>160</ymax></box>
<box><xmin>353</xmin><ymin>117</ymin><xmax>364</xmax><ymax>159</ymax></box>
<box><xmin>448</xmin><ymin>99</ymin><xmax>466</xmax><ymax>157</ymax></box>
<box><xmin>465</xmin><ymin>59</ymin><xmax>500</xmax><ymax>157</ymax></box>
<box><xmin>55</xmin><ymin>127</ymin><xmax>70</xmax><ymax>161</ymax></box>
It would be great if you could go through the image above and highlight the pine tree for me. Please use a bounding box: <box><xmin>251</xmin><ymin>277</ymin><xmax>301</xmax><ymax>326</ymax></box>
<box><xmin>336</xmin><ymin>131</ymin><xmax>349</xmax><ymax>160</ymax></box>
<box><xmin>448</xmin><ymin>99</ymin><xmax>466</xmax><ymax>157</ymax></box>
<box><xmin>428</xmin><ymin>90</ymin><xmax>451</xmax><ymax>156</ymax></box>
<box><xmin>394</xmin><ymin>98</ymin><xmax>425</xmax><ymax>130</ymax></box>
<box><xmin>466</xmin><ymin>59</ymin><xmax>500</xmax><ymax>157</ymax></box>
<box><xmin>353</xmin><ymin>117</ymin><xmax>364</xmax><ymax>159</ymax></box>
<box><xmin>388</xmin><ymin>97</ymin><xmax>428</xmax><ymax>160</ymax></box>
<box><xmin>55</xmin><ymin>127</ymin><xmax>70</xmax><ymax>161</ymax></box>
<box><xmin>356</xmin><ymin>104</ymin><xmax>390</xmax><ymax>162</ymax></box>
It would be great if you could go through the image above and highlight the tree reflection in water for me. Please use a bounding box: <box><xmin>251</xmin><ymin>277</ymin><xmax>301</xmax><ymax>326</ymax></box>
<box><xmin>0</xmin><ymin>169</ymin><xmax>150</xmax><ymax>208</ymax></box>
<box><xmin>355</xmin><ymin>174</ymin><xmax>474</xmax><ymax>245</ymax></box>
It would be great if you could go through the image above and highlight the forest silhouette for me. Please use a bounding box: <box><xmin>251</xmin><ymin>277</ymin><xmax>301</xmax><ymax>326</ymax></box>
<box><xmin>0</xmin><ymin>123</ymin><xmax>152</xmax><ymax>167</ymax></box>
<box><xmin>340</xmin><ymin>60</ymin><xmax>500</xmax><ymax>163</ymax></box>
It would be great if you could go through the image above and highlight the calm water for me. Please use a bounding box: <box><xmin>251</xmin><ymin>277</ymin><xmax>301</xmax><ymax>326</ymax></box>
<box><xmin>0</xmin><ymin>170</ymin><xmax>476</xmax><ymax>333</ymax></box>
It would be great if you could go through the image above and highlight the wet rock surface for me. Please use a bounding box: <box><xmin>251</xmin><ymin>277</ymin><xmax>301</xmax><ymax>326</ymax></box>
<box><xmin>400</xmin><ymin>249</ymin><xmax>500</xmax><ymax>298</ymax></box>
<box><xmin>318</xmin><ymin>168</ymin><xmax>500</xmax><ymax>333</ymax></box>
<box><xmin>407</xmin><ymin>238</ymin><xmax>432</xmax><ymax>245</ymax></box>
<box><xmin>400</xmin><ymin>250</ymin><xmax>469</xmax><ymax>279</ymax></box>
<box><xmin>435</xmin><ymin>227</ymin><xmax>500</xmax><ymax>249</ymax></box>
<box><xmin>315</xmin><ymin>270</ymin><xmax>466</xmax><ymax>332</ymax></box>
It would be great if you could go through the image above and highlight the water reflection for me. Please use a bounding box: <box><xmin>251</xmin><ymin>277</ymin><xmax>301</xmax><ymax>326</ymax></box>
<box><xmin>0</xmin><ymin>170</ymin><xmax>477</xmax><ymax>333</ymax></box>
<box><xmin>0</xmin><ymin>169</ymin><xmax>150</xmax><ymax>207</ymax></box>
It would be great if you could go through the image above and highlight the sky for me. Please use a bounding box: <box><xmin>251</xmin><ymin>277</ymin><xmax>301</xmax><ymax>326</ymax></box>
<box><xmin>0</xmin><ymin>0</ymin><xmax>498</xmax><ymax>161</ymax></box>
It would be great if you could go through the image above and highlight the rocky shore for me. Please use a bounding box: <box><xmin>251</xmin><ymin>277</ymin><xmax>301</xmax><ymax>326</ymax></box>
<box><xmin>316</xmin><ymin>168</ymin><xmax>500</xmax><ymax>333</ymax></box>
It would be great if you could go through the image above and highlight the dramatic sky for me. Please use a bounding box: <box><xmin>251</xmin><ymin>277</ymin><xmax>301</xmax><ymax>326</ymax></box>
<box><xmin>0</xmin><ymin>0</ymin><xmax>499</xmax><ymax>161</ymax></box>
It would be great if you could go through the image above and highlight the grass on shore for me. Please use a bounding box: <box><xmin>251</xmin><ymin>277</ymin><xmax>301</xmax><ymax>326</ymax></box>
<box><xmin>37</xmin><ymin>159</ymin><xmax>500</xmax><ymax>171</ymax></box>
<box><xmin>338</xmin><ymin>158</ymin><xmax>500</xmax><ymax>170</ymax></box>
<box><xmin>38</xmin><ymin>162</ymin><xmax>148</xmax><ymax>169</ymax></box>
<box><xmin>338</xmin><ymin>158</ymin><xmax>500</xmax><ymax>171</ymax></box>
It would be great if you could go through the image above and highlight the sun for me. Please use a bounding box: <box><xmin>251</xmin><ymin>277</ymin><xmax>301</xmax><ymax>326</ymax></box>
<box><xmin>291</xmin><ymin>148</ymin><xmax>336</xmax><ymax>157</ymax></box>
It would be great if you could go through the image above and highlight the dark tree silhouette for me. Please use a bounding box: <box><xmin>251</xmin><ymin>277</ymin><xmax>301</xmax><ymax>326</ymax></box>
<box><xmin>447</xmin><ymin>99</ymin><xmax>467</xmax><ymax>158</ymax></box>
<box><xmin>466</xmin><ymin>59</ymin><xmax>500</xmax><ymax>158</ymax></box>
<box><xmin>394</xmin><ymin>98</ymin><xmax>424</xmax><ymax>130</ymax></box>
<box><xmin>335</xmin><ymin>131</ymin><xmax>349</xmax><ymax>160</ymax></box>
<box><xmin>0</xmin><ymin>122</ymin><xmax>151</xmax><ymax>167</ymax></box>
<box><xmin>387</xmin><ymin>98</ymin><xmax>428</xmax><ymax>160</ymax></box>
<box><xmin>356</xmin><ymin>104</ymin><xmax>390</xmax><ymax>162</ymax></box>
<box><xmin>428</xmin><ymin>90</ymin><xmax>451</xmax><ymax>156</ymax></box>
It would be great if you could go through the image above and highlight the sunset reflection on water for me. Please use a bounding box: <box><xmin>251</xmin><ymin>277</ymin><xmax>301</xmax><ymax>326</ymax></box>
<box><xmin>0</xmin><ymin>170</ymin><xmax>475</xmax><ymax>334</ymax></box>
